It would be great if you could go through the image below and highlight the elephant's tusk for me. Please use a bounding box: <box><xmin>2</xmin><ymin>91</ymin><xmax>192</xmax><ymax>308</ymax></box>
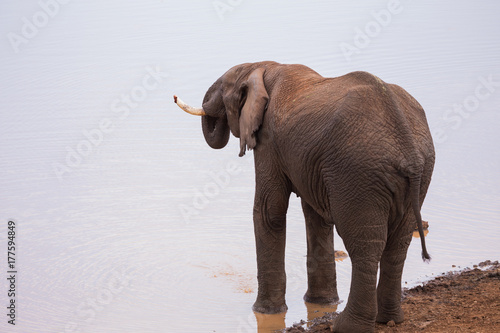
<box><xmin>173</xmin><ymin>95</ymin><xmax>206</xmax><ymax>116</ymax></box>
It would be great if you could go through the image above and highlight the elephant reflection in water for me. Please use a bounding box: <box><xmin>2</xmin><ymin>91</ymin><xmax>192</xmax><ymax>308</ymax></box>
<box><xmin>254</xmin><ymin>302</ymin><xmax>338</xmax><ymax>332</ymax></box>
<box><xmin>175</xmin><ymin>61</ymin><xmax>434</xmax><ymax>332</ymax></box>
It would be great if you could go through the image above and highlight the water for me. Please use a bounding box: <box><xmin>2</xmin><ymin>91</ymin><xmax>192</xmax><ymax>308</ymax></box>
<box><xmin>1</xmin><ymin>1</ymin><xmax>499</xmax><ymax>332</ymax></box>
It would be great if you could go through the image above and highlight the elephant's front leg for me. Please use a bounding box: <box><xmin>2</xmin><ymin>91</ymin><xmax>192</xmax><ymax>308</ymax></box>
<box><xmin>252</xmin><ymin>174</ymin><xmax>291</xmax><ymax>314</ymax></box>
<box><xmin>302</xmin><ymin>200</ymin><xmax>339</xmax><ymax>305</ymax></box>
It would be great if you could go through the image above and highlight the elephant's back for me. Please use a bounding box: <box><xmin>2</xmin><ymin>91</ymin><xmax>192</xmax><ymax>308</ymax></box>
<box><xmin>268</xmin><ymin>70</ymin><xmax>434</xmax><ymax>219</ymax></box>
<box><xmin>330</xmin><ymin>74</ymin><xmax>432</xmax><ymax>171</ymax></box>
<box><xmin>287</xmin><ymin>73</ymin><xmax>430</xmax><ymax>180</ymax></box>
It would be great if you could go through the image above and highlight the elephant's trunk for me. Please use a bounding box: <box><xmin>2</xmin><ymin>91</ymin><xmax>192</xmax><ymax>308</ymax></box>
<box><xmin>173</xmin><ymin>95</ymin><xmax>206</xmax><ymax>116</ymax></box>
<box><xmin>201</xmin><ymin>114</ymin><xmax>230</xmax><ymax>149</ymax></box>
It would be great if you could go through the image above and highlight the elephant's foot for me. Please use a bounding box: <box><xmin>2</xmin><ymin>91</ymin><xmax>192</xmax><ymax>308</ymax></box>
<box><xmin>303</xmin><ymin>291</ymin><xmax>339</xmax><ymax>305</ymax></box>
<box><xmin>376</xmin><ymin>305</ymin><xmax>404</xmax><ymax>324</ymax></box>
<box><xmin>332</xmin><ymin>311</ymin><xmax>375</xmax><ymax>333</ymax></box>
<box><xmin>252</xmin><ymin>298</ymin><xmax>287</xmax><ymax>314</ymax></box>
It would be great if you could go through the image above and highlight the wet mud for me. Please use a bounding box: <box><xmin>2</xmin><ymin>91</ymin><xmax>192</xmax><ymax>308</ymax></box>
<box><xmin>283</xmin><ymin>260</ymin><xmax>500</xmax><ymax>332</ymax></box>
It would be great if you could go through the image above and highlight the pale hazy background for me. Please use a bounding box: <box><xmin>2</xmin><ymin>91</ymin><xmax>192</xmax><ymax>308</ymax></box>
<box><xmin>1</xmin><ymin>1</ymin><xmax>499</xmax><ymax>332</ymax></box>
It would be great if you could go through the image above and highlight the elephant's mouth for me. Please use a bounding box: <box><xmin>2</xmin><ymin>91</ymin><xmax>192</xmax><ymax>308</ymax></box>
<box><xmin>204</xmin><ymin>114</ymin><xmax>217</xmax><ymax>132</ymax></box>
<box><xmin>201</xmin><ymin>114</ymin><xmax>230</xmax><ymax>149</ymax></box>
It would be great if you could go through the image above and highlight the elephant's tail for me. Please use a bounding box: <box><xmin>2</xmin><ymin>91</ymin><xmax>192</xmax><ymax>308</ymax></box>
<box><xmin>410</xmin><ymin>175</ymin><xmax>431</xmax><ymax>262</ymax></box>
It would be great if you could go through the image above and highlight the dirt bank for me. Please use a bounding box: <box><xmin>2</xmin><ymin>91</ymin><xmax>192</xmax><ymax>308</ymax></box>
<box><xmin>284</xmin><ymin>260</ymin><xmax>500</xmax><ymax>332</ymax></box>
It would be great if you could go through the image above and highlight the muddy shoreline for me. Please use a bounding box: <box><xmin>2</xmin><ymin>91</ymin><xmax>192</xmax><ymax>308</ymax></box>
<box><xmin>284</xmin><ymin>260</ymin><xmax>500</xmax><ymax>332</ymax></box>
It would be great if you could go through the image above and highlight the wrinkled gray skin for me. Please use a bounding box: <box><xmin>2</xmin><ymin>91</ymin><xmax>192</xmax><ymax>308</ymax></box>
<box><xmin>192</xmin><ymin>61</ymin><xmax>435</xmax><ymax>332</ymax></box>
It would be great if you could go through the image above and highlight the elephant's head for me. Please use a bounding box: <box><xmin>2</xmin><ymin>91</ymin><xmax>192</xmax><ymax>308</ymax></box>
<box><xmin>174</xmin><ymin>62</ymin><xmax>273</xmax><ymax>156</ymax></box>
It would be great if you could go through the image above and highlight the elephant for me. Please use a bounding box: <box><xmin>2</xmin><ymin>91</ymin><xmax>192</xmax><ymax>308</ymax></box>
<box><xmin>174</xmin><ymin>61</ymin><xmax>435</xmax><ymax>332</ymax></box>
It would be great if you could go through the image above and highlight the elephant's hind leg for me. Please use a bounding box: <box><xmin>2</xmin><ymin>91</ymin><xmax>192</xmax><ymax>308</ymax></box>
<box><xmin>376</xmin><ymin>217</ymin><xmax>413</xmax><ymax>324</ymax></box>
<box><xmin>301</xmin><ymin>199</ymin><xmax>339</xmax><ymax>305</ymax></box>
<box><xmin>333</xmin><ymin>207</ymin><xmax>388</xmax><ymax>333</ymax></box>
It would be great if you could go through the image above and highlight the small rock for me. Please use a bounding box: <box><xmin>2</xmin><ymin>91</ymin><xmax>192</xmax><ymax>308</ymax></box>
<box><xmin>487</xmin><ymin>269</ymin><xmax>500</xmax><ymax>277</ymax></box>
<box><xmin>414</xmin><ymin>220</ymin><xmax>429</xmax><ymax>230</ymax></box>
<box><xmin>387</xmin><ymin>320</ymin><xmax>396</xmax><ymax>327</ymax></box>
<box><xmin>311</xmin><ymin>323</ymin><xmax>329</xmax><ymax>331</ymax></box>
<box><xmin>292</xmin><ymin>320</ymin><xmax>306</xmax><ymax>327</ymax></box>
<box><xmin>417</xmin><ymin>321</ymin><xmax>432</xmax><ymax>329</ymax></box>
<box><xmin>479</xmin><ymin>260</ymin><xmax>492</xmax><ymax>267</ymax></box>
<box><xmin>334</xmin><ymin>250</ymin><xmax>348</xmax><ymax>258</ymax></box>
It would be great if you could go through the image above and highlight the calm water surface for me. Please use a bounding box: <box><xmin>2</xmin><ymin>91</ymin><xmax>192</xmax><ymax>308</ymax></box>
<box><xmin>1</xmin><ymin>1</ymin><xmax>499</xmax><ymax>332</ymax></box>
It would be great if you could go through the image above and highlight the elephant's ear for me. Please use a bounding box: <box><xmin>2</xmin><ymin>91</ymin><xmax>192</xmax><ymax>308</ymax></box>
<box><xmin>238</xmin><ymin>67</ymin><xmax>269</xmax><ymax>157</ymax></box>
